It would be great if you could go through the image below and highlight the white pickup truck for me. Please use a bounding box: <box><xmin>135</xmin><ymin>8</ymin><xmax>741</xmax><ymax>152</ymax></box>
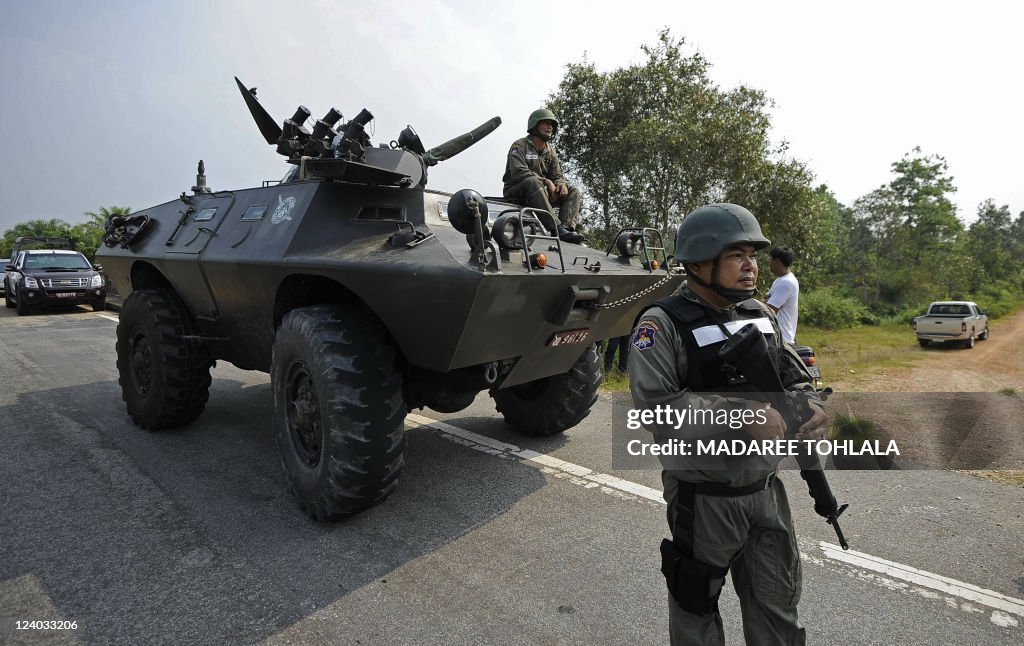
<box><xmin>912</xmin><ymin>301</ymin><xmax>989</xmax><ymax>348</ymax></box>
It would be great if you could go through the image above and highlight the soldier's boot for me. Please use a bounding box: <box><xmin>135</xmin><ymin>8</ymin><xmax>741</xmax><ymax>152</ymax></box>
<box><xmin>557</xmin><ymin>226</ymin><xmax>583</xmax><ymax>244</ymax></box>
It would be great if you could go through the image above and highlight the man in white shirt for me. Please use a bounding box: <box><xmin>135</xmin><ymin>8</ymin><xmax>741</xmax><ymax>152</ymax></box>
<box><xmin>766</xmin><ymin>246</ymin><xmax>799</xmax><ymax>344</ymax></box>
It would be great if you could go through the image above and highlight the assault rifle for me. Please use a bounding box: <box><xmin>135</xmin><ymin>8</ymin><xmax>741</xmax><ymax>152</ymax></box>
<box><xmin>719</xmin><ymin>323</ymin><xmax>850</xmax><ymax>549</ymax></box>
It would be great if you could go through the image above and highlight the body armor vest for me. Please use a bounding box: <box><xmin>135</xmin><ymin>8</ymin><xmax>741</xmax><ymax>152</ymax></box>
<box><xmin>646</xmin><ymin>295</ymin><xmax>777</xmax><ymax>393</ymax></box>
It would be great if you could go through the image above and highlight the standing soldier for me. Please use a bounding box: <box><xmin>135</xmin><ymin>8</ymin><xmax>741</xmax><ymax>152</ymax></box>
<box><xmin>628</xmin><ymin>204</ymin><xmax>828</xmax><ymax>645</ymax></box>
<box><xmin>502</xmin><ymin>108</ymin><xmax>584</xmax><ymax>244</ymax></box>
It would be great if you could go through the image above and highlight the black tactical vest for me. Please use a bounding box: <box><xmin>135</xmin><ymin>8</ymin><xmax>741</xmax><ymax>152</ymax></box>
<box><xmin>645</xmin><ymin>295</ymin><xmax>778</xmax><ymax>393</ymax></box>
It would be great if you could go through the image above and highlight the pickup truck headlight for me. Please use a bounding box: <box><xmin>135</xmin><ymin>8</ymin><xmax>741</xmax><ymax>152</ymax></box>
<box><xmin>23</xmin><ymin>276</ymin><xmax>38</xmax><ymax>288</ymax></box>
<box><xmin>90</xmin><ymin>274</ymin><xmax>103</xmax><ymax>288</ymax></box>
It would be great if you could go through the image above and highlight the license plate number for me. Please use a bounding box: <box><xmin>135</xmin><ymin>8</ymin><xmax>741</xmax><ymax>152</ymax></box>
<box><xmin>56</xmin><ymin>292</ymin><xmax>77</xmax><ymax>298</ymax></box>
<box><xmin>548</xmin><ymin>328</ymin><xmax>590</xmax><ymax>347</ymax></box>
<box><xmin>807</xmin><ymin>366</ymin><xmax>821</xmax><ymax>378</ymax></box>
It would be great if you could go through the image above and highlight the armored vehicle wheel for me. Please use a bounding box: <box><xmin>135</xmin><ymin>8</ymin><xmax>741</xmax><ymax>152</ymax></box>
<box><xmin>272</xmin><ymin>305</ymin><xmax>405</xmax><ymax>521</ymax></box>
<box><xmin>491</xmin><ymin>344</ymin><xmax>601</xmax><ymax>436</ymax></box>
<box><xmin>92</xmin><ymin>298</ymin><xmax>106</xmax><ymax>312</ymax></box>
<box><xmin>115</xmin><ymin>288</ymin><xmax>213</xmax><ymax>429</ymax></box>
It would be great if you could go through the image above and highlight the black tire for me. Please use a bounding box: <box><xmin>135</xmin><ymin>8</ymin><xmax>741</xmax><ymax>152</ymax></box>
<box><xmin>16</xmin><ymin>294</ymin><xmax>30</xmax><ymax>316</ymax></box>
<box><xmin>491</xmin><ymin>344</ymin><xmax>602</xmax><ymax>436</ymax></box>
<box><xmin>115</xmin><ymin>288</ymin><xmax>213</xmax><ymax>429</ymax></box>
<box><xmin>4</xmin><ymin>281</ymin><xmax>14</xmax><ymax>308</ymax></box>
<box><xmin>979</xmin><ymin>326</ymin><xmax>989</xmax><ymax>340</ymax></box>
<box><xmin>918</xmin><ymin>339</ymin><xmax>929</xmax><ymax>348</ymax></box>
<box><xmin>964</xmin><ymin>334</ymin><xmax>975</xmax><ymax>349</ymax></box>
<box><xmin>272</xmin><ymin>305</ymin><xmax>405</xmax><ymax>521</ymax></box>
<box><xmin>92</xmin><ymin>298</ymin><xmax>106</xmax><ymax>312</ymax></box>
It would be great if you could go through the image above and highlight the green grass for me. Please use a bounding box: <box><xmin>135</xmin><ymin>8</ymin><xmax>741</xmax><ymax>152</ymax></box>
<box><xmin>795</xmin><ymin>322</ymin><xmax>926</xmax><ymax>387</ymax></box>
<box><xmin>602</xmin><ymin>368</ymin><xmax>630</xmax><ymax>392</ymax></box>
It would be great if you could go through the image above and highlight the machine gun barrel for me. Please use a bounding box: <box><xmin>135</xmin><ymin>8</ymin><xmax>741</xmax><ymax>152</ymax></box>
<box><xmin>719</xmin><ymin>322</ymin><xmax>850</xmax><ymax>549</ymax></box>
<box><xmin>422</xmin><ymin>116</ymin><xmax>502</xmax><ymax>166</ymax></box>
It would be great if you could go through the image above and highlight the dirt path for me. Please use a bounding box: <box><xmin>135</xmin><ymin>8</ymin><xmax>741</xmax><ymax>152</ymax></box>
<box><xmin>828</xmin><ymin>308</ymin><xmax>1024</xmax><ymax>393</ymax></box>
<box><xmin>821</xmin><ymin>309</ymin><xmax>1024</xmax><ymax>473</ymax></box>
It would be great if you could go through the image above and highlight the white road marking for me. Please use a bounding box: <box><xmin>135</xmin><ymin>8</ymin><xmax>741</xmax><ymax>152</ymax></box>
<box><xmin>405</xmin><ymin>412</ymin><xmax>1024</xmax><ymax>629</ymax></box>
<box><xmin>97</xmin><ymin>313</ymin><xmax>119</xmax><ymax>323</ymax></box>
<box><xmin>405</xmin><ymin>413</ymin><xmax>664</xmax><ymax>503</ymax></box>
<box><xmin>818</xmin><ymin>542</ymin><xmax>1022</xmax><ymax>626</ymax></box>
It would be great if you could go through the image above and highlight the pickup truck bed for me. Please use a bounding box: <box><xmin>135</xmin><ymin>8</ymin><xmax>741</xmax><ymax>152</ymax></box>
<box><xmin>912</xmin><ymin>301</ymin><xmax>989</xmax><ymax>348</ymax></box>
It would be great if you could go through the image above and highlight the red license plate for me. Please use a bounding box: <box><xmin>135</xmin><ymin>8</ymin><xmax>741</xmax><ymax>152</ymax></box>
<box><xmin>548</xmin><ymin>328</ymin><xmax>590</xmax><ymax>347</ymax></box>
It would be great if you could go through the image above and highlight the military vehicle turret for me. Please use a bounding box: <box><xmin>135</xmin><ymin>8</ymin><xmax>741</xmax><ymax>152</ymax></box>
<box><xmin>97</xmin><ymin>77</ymin><xmax>681</xmax><ymax>521</ymax></box>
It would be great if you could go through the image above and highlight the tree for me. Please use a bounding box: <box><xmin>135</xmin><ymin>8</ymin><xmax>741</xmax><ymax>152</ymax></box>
<box><xmin>550</xmin><ymin>29</ymin><xmax>830</xmax><ymax>261</ymax></box>
<box><xmin>887</xmin><ymin>148</ymin><xmax>961</xmax><ymax>266</ymax></box>
<box><xmin>1</xmin><ymin>219</ymin><xmax>77</xmax><ymax>258</ymax></box>
<box><xmin>84</xmin><ymin>206</ymin><xmax>131</xmax><ymax>229</ymax></box>
<box><xmin>965</xmin><ymin>200</ymin><xmax>1021</xmax><ymax>292</ymax></box>
<box><xmin>549</xmin><ymin>59</ymin><xmax>627</xmax><ymax>240</ymax></box>
<box><xmin>849</xmin><ymin>148</ymin><xmax>962</xmax><ymax>306</ymax></box>
<box><xmin>78</xmin><ymin>206</ymin><xmax>131</xmax><ymax>260</ymax></box>
<box><xmin>1</xmin><ymin>206</ymin><xmax>130</xmax><ymax>261</ymax></box>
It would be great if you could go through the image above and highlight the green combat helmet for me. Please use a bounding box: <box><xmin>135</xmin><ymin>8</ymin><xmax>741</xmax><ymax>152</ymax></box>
<box><xmin>675</xmin><ymin>203</ymin><xmax>770</xmax><ymax>302</ymax></box>
<box><xmin>527</xmin><ymin>108</ymin><xmax>559</xmax><ymax>138</ymax></box>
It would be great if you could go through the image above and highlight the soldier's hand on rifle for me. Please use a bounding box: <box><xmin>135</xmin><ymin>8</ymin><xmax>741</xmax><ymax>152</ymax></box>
<box><xmin>745</xmin><ymin>405</ymin><xmax>787</xmax><ymax>441</ymax></box>
<box><xmin>795</xmin><ymin>402</ymin><xmax>828</xmax><ymax>441</ymax></box>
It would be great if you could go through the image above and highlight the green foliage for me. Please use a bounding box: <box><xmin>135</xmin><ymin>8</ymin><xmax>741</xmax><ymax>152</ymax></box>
<box><xmin>885</xmin><ymin>304</ymin><xmax>930</xmax><ymax>326</ymax></box>
<box><xmin>800</xmin><ymin>288</ymin><xmax>876</xmax><ymax>329</ymax></box>
<box><xmin>550</xmin><ymin>32</ymin><xmax>1024</xmax><ymax>329</ymax></box>
<box><xmin>550</xmin><ymin>29</ymin><xmax>830</xmax><ymax>257</ymax></box>
<box><xmin>0</xmin><ymin>218</ymin><xmax>77</xmax><ymax>258</ymax></box>
<box><xmin>971</xmin><ymin>281</ymin><xmax>1023</xmax><ymax>319</ymax></box>
<box><xmin>1</xmin><ymin>206</ymin><xmax>130</xmax><ymax>262</ymax></box>
<box><xmin>840</xmin><ymin>148</ymin><xmax>981</xmax><ymax>308</ymax></box>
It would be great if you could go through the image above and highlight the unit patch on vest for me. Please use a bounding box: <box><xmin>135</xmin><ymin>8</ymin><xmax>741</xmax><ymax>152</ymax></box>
<box><xmin>632</xmin><ymin>321</ymin><xmax>660</xmax><ymax>351</ymax></box>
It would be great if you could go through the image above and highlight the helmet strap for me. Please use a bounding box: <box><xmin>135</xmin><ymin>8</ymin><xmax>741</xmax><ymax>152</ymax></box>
<box><xmin>689</xmin><ymin>259</ymin><xmax>756</xmax><ymax>303</ymax></box>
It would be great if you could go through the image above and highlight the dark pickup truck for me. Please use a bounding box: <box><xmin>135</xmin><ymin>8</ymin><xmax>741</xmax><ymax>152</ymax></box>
<box><xmin>4</xmin><ymin>249</ymin><xmax>107</xmax><ymax>315</ymax></box>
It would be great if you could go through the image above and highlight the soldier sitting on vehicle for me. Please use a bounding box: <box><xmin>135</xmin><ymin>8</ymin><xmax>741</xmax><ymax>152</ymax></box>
<box><xmin>502</xmin><ymin>108</ymin><xmax>584</xmax><ymax>244</ymax></box>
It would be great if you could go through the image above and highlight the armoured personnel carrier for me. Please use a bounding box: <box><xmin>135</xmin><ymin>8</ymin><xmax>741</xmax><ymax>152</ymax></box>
<box><xmin>97</xmin><ymin>77</ymin><xmax>681</xmax><ymax>520</ymax></box>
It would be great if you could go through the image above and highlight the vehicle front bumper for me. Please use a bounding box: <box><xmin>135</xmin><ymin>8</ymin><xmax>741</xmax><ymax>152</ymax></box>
<box><xmin>18</xmin><ymin>286</ymin><xmax>107</xmax><ymax>307</ymax></box>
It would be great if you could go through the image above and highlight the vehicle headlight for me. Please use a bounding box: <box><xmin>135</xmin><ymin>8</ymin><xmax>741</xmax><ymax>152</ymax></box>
<box><xmin>24</xmin><ymin>276</ymin><xmax>38</xmax><ymax>288</ymax></box>
<box><xmin>90</xmin><ymin>274</ymin><xmax>103</xmax><ymax>288</ymax></box>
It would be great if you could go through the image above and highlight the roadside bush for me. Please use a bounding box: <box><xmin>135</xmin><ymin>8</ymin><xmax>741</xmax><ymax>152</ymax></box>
<box><xmin>970</xmin><ymin>282</ymin><xmax>1023</xmax><ymax>319</ymax></box>
<box><xmin>884</xmin><ymin>303</ymin><xmax>932</xmax><ymax>326</ymax></box>
<box><xmin>800</xmin><ymin>288</ymin><xmax>876</xmax><ymax>329</ymax></box>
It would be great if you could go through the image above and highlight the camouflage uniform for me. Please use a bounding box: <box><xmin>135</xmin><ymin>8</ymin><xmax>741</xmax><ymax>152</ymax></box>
<box><xmin>629</xmin><ymin>283</ymin><xmax>820</xmax><ymax>646</ymax></box>
<box><xmin>502</xmin><ymin>136</ymin><xmax>581</xmax><ymax>233</ymax></box>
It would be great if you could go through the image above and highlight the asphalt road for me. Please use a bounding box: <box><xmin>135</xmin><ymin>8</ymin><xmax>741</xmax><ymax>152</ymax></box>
<box><xmin>1</xmin><ymin>306</ymin><xmax>1022</xmax><ymax>645</ymax></box>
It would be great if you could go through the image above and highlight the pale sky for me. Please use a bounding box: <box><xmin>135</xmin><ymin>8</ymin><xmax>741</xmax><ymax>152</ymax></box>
<box><xmin>1</xmin><ymin>0</ymin><xmax>1020</xmax><ymax>236</ymax></box>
